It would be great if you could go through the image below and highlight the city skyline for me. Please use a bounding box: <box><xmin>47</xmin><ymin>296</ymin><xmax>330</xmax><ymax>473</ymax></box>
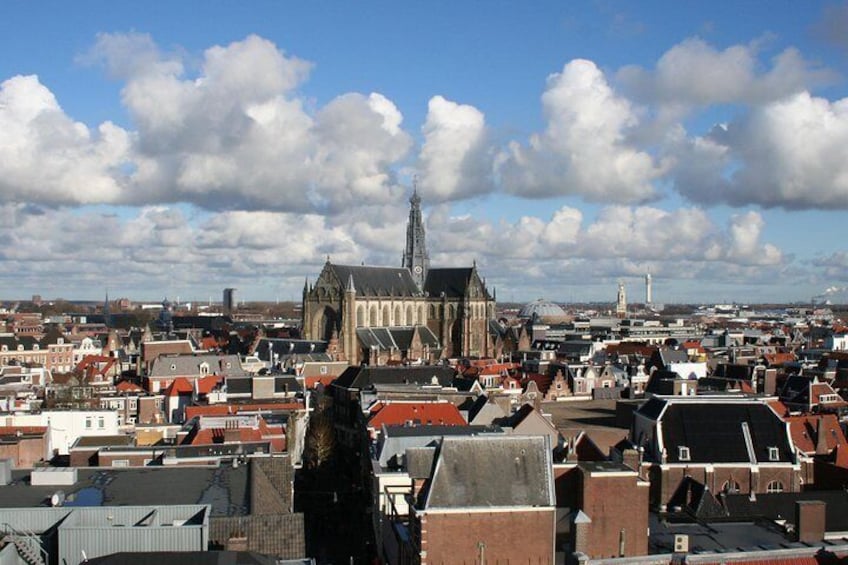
<box><xmin>2</xmin><ymin>2</ymin><xmax>848</xmax><ymax>304</ymax></box>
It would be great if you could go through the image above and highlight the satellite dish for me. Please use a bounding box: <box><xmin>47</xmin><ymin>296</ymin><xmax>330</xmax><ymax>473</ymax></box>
<box><xmin>50</xmin><ymin>490</ymin><xmax>65</xmax><ymax>507</ymax></box>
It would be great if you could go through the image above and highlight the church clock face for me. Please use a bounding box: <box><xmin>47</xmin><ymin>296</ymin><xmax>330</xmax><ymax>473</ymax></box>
<box><xmin>413</xmin><ymin>265</ymin><xmax>423</xmax><ymax>274</ymax></box>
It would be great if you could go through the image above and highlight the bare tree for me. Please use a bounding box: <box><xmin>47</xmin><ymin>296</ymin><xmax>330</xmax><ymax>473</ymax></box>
<box><xmin>306</xmin><ymin>411</ymin><xmax>336</xmax><ymax>469</ymax></box>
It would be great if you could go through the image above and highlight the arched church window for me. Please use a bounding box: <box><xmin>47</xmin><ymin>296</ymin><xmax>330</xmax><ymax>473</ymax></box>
<box><xmin>448</xmin><ymin>305</ymin><xmax>455</xmax><ymax>319</ymax></box>
<box><xmin>406</xmin><ymin>305</ymin><xmax>413</xmax><ymax>325</ymax></box>
<box><xmin>370</xmin><ymin>306</ymin><xmax>378</xmax><ymax>326</ymax></box>
<box><xmin>394</xmin><ymin>305</ymin><xmax>402</xmax><ymax>326</ymax></box>
<box><xmin>419</xmin><ymin>306</ymin><xmax>425</xmax><ymax>323</ymax></box>
<box><xmin>429</xmin><ymin>305</ymin><xmax>436</xmax><ymax>318</ymax></box>
<box><xmin>766</xmin><ymin>480</ymin><xmax>784</xmax><ymax>493</ymax></box>
<box><xmin>356</xmin><ymin>305</ymin><xmax>365</xmax><ymax>327</ymax></box>
<box><xmin>383</xmin><ymin>305</ymin><xmax>390</xmax><ymax>325</ymax></box>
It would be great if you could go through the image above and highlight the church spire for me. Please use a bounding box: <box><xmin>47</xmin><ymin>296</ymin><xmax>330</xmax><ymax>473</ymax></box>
<box><xmin>403</xmin><ymin>175</ymin><xmax>429</xmax><ymax>292</ymax></box>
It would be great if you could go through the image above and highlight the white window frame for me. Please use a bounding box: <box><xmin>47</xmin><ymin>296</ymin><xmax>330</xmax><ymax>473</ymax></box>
<box><xmin>678</xmin><ymin>446</ymin><xmax>691</xmax><ymax>461</ymax></box>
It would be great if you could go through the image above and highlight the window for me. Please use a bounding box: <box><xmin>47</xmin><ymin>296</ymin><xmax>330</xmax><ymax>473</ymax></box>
<box><xmin>111</xmin><ymin>460</ymin><xmax>129</xmax><ymax>468</ymax></box>
<box><xmin>768</xmin><ymin>446</ymin><xmax>780</xmax><ymax>461</ymax></box>
<box><xmin>721</xmin><ymin>480</ymin><xmax>741</xmax><ymax>494</ymax></box>
<box><xmin>766</xmin><ymin>480</ymin><xmax>784</xmax><ymax>493</ymax></box>
<box><xmin>85</xmin><ymin>417</ymin><xmax>92</xmax><ymax>429</ymax></box>
<box><xmin>320</xmin><ymin>365</ymin><xmax>328</xmax><ymax>375</ymax></box>
<box><xmin>678</xmin><ymin>446</ymin><xmax>691</xmax><ymax>461</ymax></box>
<box><xmin>129</xmin><ymin>398</ymin><xmax>137</xmax><ymax>411</ymax></box>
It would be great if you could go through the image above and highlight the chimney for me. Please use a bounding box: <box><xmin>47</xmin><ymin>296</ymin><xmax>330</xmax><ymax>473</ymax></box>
<box><xmin>223</xmin><ymin>419</ymin><xmax>241</xmax><ymax>443</ymax></box>
<box><xmin>795</xmin><ymin>500</ymin><xmax>826</xmax><ymax>543</ymax></box>
<box><xmin>815</xmin><ymin>418</ymin><xmax>829</xmax><ymax>456</ymax></box>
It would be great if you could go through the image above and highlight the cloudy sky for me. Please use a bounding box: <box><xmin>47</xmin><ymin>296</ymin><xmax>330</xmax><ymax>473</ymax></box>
<box><xmin>2</xmin><ymin>1</ymin><xmax>848</xmax><ymax>305</ymax></box>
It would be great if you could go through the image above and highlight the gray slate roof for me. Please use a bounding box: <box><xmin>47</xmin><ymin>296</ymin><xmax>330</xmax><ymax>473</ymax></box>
<box><xmin>356</xmin><ymin>325</ymin><xmax>439</xmax><ymax>351</ymax></box>
<box><xmin>422</xmin><ymin>435</ymin><xmax>555</xmax><ymax>509</ymax></box>
<box><xmin>334</xmin><ymin>365</ymin><xmax>457</xmax><ymax>390</ymax></box>
<box><xmin>329</xmin><ymin>264</ymin><xmax>420</xmax><ymax>297</ymax></box>
<box><xmin>424</xmin><ymin>268</ymin><xmax>479</xmax><ymax>299</ymax></box>
<box><xmin>376</xmin><ymin>424</ymin><xmax>504</xmax><ymax>470</ymax></box>
<box><xmin>148</xmin><ymin>354</ymin><xmax>247</xmax><ymax>378</ymax></box>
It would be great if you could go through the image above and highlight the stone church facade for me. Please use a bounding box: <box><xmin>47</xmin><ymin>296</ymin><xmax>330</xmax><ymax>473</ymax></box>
<box><xmin>302</xmin><ymin>189</ymin><xmax>495</xmax><ymax>365</ymax></box>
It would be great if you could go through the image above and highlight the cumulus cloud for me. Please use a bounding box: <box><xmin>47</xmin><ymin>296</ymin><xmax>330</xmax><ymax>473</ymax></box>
<box><xmin>417</xmin><ymin>95</ymin><xmax>492</xmax><ymax>202</ymax></box>
<box><xmin>428</xmin><ymin>203</ymin><xmax>782</xmax><ymax>268</ymax></box>
<box><xmin>498</xmin><ymin>59</ymin><xmax>665</xmax><ymax>203</ymax></box>
<box><xmin>0</xmin><ymin>75</ymin><xmax>132</xmax><ymax>206</ymax></box>
<box><xmin>1</xmin><ymin>33</ymin><xmax>413</xmax><ymax>213</ymax></box>
<box><xmin>619</xmin><ymin>37</ymin><xmax>833</xmax><ymax>109</ymax></box>
<box><xmin>671</xmin><ymin>92</ymin><xmax>848</xmax><ymax>209</ymax></box>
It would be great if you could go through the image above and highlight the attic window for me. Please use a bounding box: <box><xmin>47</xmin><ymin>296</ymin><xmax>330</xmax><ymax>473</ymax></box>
<box><xmin>33</xmin><ymin>344</ymin><xmax>39</xmax><ymax>351</ymax></box>
<box><xmin>768</xmin><ymin>446</ymin><xmax>780</xmax><ymax>461</ymax></box>
<box><xmin>170</xmin><ymin>364</ymin><xmax>177</xmax><ymax>371</ymax></box>
<box><xmin>678</xmin><ymin>446</ymin><xmax>691</xmax><ymax>461</ymax></box>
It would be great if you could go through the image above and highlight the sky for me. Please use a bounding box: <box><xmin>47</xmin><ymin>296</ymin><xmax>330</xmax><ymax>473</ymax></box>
<box><xmin>2</xmin><ymin>1</ymin><xmax>848</xmax><ymax>306</ymax></box>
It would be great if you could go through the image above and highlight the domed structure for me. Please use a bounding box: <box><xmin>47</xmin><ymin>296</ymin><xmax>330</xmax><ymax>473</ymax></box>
<box><xmin>518</xmin><ymin>298</ymin><xmax>567</xmax><ymax>322</ymax></box>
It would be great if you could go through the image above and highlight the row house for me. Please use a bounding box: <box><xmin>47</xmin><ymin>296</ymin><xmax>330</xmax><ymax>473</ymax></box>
<box><xmin>99</xmin><ymin>388</ymin><xmax>165</xmax><ymax>426</ymax></box>
<box><xmin>0</xmin><ymin>334</ymin><xmax>74</xmax><ymax>373</ymax></box>
<box><xmin>145</xmin><ymin>353</ymin><xmax>246</xmax><ymax>393</ymax></box>
<box><xmin>628</xmin><ymin>396</ymin><xmax>800</xmax><ymax>509</ymax></box>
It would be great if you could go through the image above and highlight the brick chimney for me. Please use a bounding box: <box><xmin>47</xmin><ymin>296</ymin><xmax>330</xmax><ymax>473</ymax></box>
<box><xmin>795</xmin><ymin>500</ymin><xmax>826</xmax><ymax>543</ymax></box>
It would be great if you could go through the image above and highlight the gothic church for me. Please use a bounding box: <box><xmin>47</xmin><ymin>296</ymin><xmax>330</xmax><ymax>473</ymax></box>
<box><xmin>302</xmin><ymin>188</ymin><xmax>495</xmax><ymax>365</ymax></box>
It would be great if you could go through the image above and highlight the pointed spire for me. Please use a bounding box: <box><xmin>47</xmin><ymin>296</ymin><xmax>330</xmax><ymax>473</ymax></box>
<box><xmin>346</xmin><ymin>274</ymin><xmax>356</xmax><ymax>293</ymax></box>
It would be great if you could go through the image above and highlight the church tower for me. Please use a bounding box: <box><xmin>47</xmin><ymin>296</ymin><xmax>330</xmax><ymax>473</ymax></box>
<box><xmin>402</xmin><ymin>179</ymin><xmax>429</xmax><ymax>291</ymax></box>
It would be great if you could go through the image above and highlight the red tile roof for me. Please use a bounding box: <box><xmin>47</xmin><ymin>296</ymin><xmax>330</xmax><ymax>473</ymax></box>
<box><xmin>195</xmin><ymin>375</ymin><xmax>223</xmax><ymax>395</ymax></box>
<box><xmin>165</xmin><ymin>377</ymin><xmax>194</xmax><ymax>397</ymax></box>
<box><xmin>368</xmin><ymin>402</ymin><xmax>467</xmax><ymax>428</ymax></box>
<box><xmin>785</xmin><ymin>413</ymin><xmax>848</xmax><ymax>455</ymax></box>
<box><xmin>116</xmin><ymin>381</ymin><xmax>144</xmax><ymax>393</ymax></box>
<box><xmin>190</xmin><ymin>419</ymin><xmax>286</xmax><ymax>452</ymax></box>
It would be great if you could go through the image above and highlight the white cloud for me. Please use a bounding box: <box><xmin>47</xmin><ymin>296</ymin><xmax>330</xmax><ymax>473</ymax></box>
<box><xmin>498</xmin><ymin>59</ymin><xmax>664</xmax><ymax>203</ymax></box>
<box><xmin>418</xmin><ymin>95</ymin><xmax>492</xmax><ymax>202</ymax></box>
<box><xmin>618</xmin><ymin>37</ymin><xmax>833</xmax><ymax>108</ymax></box>
<box><xmin>0</xmin><ymin>33</ymin><xmax>413</xmax><ymax>213</ymax></box>
<box><xmin>0</xmin><ymin>75</ymin><xmax>132</xmax><ymax>205</ymax></box>
<box><xmin>672</xmin><ymin>92</ymin><xmax>848</xmax><ymax>209</ymax></box>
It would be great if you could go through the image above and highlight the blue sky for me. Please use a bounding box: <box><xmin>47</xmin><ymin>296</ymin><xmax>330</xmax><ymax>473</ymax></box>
<box><xmin>2</xmin><ymin>1</ymin><xmax>848</xmax><ymax>305</ymax></box>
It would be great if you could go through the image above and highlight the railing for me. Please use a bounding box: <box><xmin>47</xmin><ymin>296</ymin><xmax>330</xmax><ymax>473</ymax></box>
<box><xmin>0</xmin><ymin>522</ymin><xmax>48</xmax><ymax>565</ymax></box>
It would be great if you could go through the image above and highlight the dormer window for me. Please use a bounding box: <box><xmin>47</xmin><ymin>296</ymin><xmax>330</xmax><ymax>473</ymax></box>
<box><xmin>17</xmin><ymin>345</ymin><xmax>24</xmax><ymax>352</ymax></box>
<box><xmin>170</xmin><ymin>364</ymin><xmax>177</xmax><ymax>371</ymax></box>
<box><xmin>678</xmin><ymin>446</ymin><xmax>691</xmax><ymax>461</ymax></box>
<box><xmin>768</xmin><ymin>446</ymin><xmax>780</xmax><ymax>461</ymax></box>
<box><xmin>33</xmin><ymin>344</ymin><xmax>39</xmax><ymax>351</ymax></box>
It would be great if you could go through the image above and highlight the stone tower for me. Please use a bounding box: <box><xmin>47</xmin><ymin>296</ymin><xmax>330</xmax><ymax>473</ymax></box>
<box><xmin>616</xmin><ymin>282</ymin><xmax>627</xmax><ymax>318</ymax></box>
<box><xmin>402</xmin><ymin>180</ymin><xmax>429</xmax><ymax>292</ymax></box>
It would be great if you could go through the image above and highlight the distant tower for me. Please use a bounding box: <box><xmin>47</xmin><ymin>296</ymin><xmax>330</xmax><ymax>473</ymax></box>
<box><xmin>223</xmin><ymin>288</ymin><xmax>237</xmax><ymax>315</ymax></box>
<box><xmin>645</xmin><ymin>273</ymin><xmax>652</xmax><ymax>306</ymax></box>
<box><xmin>402</xmin><ymin>177</ymin><xmax>429</xmax><ymax>291</ymax></box>
<box><xmin>616</xmin><ymin>282</ymin><xmax>627</xmax><ymax>318</ymax></box>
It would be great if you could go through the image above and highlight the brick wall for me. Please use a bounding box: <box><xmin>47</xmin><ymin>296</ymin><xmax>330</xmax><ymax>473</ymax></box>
<box><xmin>578</xmin><ymin>470</ymin><xmax>649</xmax><ymax>558</ymax></box>
<box><xmin>419</xmin><ymin>509</ymin><xmax>554</xmax><ymax>565</ymax></box>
